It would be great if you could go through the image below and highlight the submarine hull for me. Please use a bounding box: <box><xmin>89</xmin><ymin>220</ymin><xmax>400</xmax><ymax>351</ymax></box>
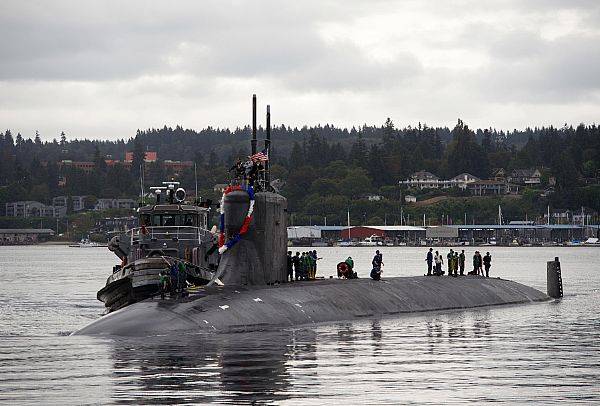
<box><xmin>74</xmin><ymin>276</ymin><xmax>549</xmax><ymax>336</ymax></box>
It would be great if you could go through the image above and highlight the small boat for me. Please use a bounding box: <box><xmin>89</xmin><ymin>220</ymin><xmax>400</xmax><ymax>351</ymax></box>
<box><xmin>584</xmin><ymin>237</ymin><xmax>600</xmax><ymax>246</ymax></box>
<box><xmin>481</xmin><ymin>237</ymin><xmax>497</xmax><ymax>246</ymax></box>
<box><xmin>69</xmin><ymin>238</ymin><xmax>107</xmax><ymax>248</ymax></box>
<box><xmin>338</xmin><ymin>240</ymin><xmax>353</xmax><ymax>247</ymax></box>
<box><xmin>359</xmin><ymin>235</ymin><xmax>382</xmax><ymax>246</ymax></box>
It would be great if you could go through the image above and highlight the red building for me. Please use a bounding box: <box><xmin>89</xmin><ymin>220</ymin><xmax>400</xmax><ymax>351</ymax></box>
<box><xmin>58</xmin><ymin>160</ymin><xmax>95</xmax><ymax>173</ymax></box>
<box><xmin>124</xmin><ymin>151</ymin><xmax>157</xmax><ymax>163</ymax></box>
<box><xmin>163</xmin><ymin>160</ymin><xmax>194</xmax><ymax>173</ymax></box>
<box><xmin>340</xmin><ymin>226</ymin><xmax>386</xmax><ymax>239</ymax></box>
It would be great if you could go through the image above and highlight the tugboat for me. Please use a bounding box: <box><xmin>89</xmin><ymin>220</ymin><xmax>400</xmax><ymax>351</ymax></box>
<box><xmin>98</xmin><ymin>181</ymin><xmax>218</xmax><ymax>312</ymax></box>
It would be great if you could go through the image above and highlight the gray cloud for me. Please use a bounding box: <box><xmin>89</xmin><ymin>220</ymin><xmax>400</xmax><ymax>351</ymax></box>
<box><xmin>0</xmin><ymin>0</ymin><xmax>599</xmax><ymax>139</ymax></box>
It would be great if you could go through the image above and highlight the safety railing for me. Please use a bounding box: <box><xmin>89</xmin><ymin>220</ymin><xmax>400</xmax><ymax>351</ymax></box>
<box><xmin>128</xmin><ymin>226</ymin><xmax>212</xmax><ymax>246</ymax></box>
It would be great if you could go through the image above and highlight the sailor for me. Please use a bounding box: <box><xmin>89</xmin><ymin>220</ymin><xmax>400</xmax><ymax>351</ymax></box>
<box><xmin>305</xmin><ymin>252</ymin><xmax>313</xmax><ymax>279</ymax></box>
<box><xmin>169</xmin><ymin>262</ymin><xmax>178</xmax><ymax>295</ymax></box>
<box><xmin>370</xmin><ymin>250</ymin><xmax>383</xmax><ymax>281</ymax></box>
<box><xmin>447</xmin><ymin>249</ymin><xmax>454</xmax><ymax>276</ymax></box>
<box><xmin>302</xmin><ymin>252</ymin><xmax>310</xmax><ymax>280</ymax></box>
<box><xmin>298</xmin><ymin>252</ymin><xmax>306</xmax><ymax>280</ymax></box>
<box><xmin>228</xmin><ymin>158</ymin><xmax>243</xmax><ymax>178</ymax></box>
<box><xmin>311</xmin><ymin>250</ymin><xmax>321</xmax><ymax>278</ymax></box>
<box><xmin>287</xmin><ymin>251</ymin><xmax>294</xmax><ymax>282</ymax></box>
<box><xmin>434</xmin><ymin>251</ymin><xmax>443</xmax><ymax>275</ymax></box>
<box><xmin>459</xmin><ymin>250</ymin><xmax>466</xmax><ymax>276</ymax></box>
<box><xmin>292</xmin><ymin>252</ymin><xmax>301</xmax><ymax>281</ymax></box>
<box><xmin>476</xmin><ymin>251</ymin><xmax>484</xmax><ymax>275</ymax></box>
<box><xmin>345</xmin><ymin>256</ymin><xmax>354</xmax><ymax>273</ymax></box>
<box><xmin>471</xmin><ymin>251</ymin><xmax>480</xmax><ymax>275</ymax></box>
<box><xmin>177</xmin><ymin>261</ymin><xmax>187</xmax><ymax>292</ymax></box>
<box><xmin>426</xmin><ymin>248</ymin><xmax>434</xmax><ymax>276</ymax></box>
<box><xmin>483</xmin><ymin>252</ymin><xmax>492</xmax><ymax>277</ymax></box>
<box><xmin>159</xmin><ymin>271</ymin><xmax>169</xmax><ymax>300</ymax></box>
<box><xmin>244</xmin><ymin>160</ymin><xmax>258</xmax><ymax>187</ymax></box>
<box><xmin>454</xmin><ymin>252</ymin><xmax>460</xmax><ymax>276</ymax></box>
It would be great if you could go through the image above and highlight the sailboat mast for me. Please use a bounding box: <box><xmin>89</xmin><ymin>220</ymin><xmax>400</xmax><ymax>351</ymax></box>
<box><xmin>347</xmin><ymin>209</ymin><xmax>351</xmax><ymax>240</ymax></box>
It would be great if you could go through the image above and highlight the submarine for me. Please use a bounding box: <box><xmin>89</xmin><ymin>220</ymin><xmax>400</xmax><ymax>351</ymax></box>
<box><xmin>73</xmin><ymin>96</ymin><xmax>561</xmax><ymax>337</ymax></box>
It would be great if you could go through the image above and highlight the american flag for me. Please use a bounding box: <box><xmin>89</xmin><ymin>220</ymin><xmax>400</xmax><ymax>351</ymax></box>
<box><xmin>249</xmin><ymin>148</ymin><xmax>269</xmax><ymax>162</ymax></box>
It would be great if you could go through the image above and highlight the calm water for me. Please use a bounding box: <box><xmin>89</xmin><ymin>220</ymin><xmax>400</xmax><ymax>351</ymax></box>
<box><xmin>1</xmin><ymin>245</ymin><xmax>599</xmax><ymax>405</ymax></box>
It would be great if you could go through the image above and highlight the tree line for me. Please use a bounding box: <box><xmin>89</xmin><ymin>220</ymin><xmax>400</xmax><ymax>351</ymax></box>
<box><xmin>1</xmin><ymin>119</ymin><xmax>599</xmax><ymax>226</ymax></box>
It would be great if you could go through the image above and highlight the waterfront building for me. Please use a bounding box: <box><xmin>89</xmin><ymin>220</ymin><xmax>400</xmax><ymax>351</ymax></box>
<box><xmin>5</xmin><ymin>201</ymin><xmax>66</xmax><ymax>218</ymax></box>
<box><xmin>0</xmin><ymin>229</ymin><xmax>55</xmax><ymax>245</ymax></box>
<box><xmin>401</xmin><ymin>171</ymin><xmax>481</xmax><ymax>190</ymax></box>
<box><xmin>509</xmin><ymin>168</ymin><xmax>542</xmax><ymax>185</ymax></box>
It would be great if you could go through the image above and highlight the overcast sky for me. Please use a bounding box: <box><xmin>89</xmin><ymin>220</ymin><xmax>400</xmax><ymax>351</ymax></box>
<box><xmin>1</xmin><ymin>0</ymin><xmax>599</xmax><ymax>140</ymax></box>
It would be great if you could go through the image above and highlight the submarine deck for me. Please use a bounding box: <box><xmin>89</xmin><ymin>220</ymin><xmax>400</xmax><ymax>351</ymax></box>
<box><xmin>74</xmin><ymin>275</ymin><xmax>550</xmax><ymax>336</ymax></box>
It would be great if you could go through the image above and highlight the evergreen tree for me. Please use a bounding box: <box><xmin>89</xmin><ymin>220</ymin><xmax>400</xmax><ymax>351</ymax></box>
<box><xmin>131</xmin><ymin>136</ymin><xmax>145</xmax><ymax>179</ymax></box>
<box><xmin>15</xmin><ymin>133</ymin><xmax>23</xmax><ymax>149</ymax></box>
<box><xmin>446</xmin><ymin>119</ymin><xmax>489</xmax><ymax>177</ymax></box>
<box><xmin>349</xmin><ymin>134</ymin><xmax>368</xmax><ymax>168</ymax></box>
<box><xmin>34</xmin><ymin>131</ymin><xmax>42</xmax><ymax>147</ymax></box>
<box><xmin>289</xmin><ymin>142</ymin><xmax>304</xmax><ymax>168</ymax></box>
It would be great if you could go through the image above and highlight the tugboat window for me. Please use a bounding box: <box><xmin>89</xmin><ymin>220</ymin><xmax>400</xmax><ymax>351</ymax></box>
<box><xmin>183</xmin><ymin>215</ymin><xmax>196</xmax><ymax>227</ymax></box>
<box><xmin>163</xmin><ymin>215</ymin><xmax>176</xmax><ymax>226</ymax></box>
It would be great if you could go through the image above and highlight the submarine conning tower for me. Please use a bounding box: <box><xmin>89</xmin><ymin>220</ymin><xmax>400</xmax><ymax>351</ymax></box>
<box><xmin>218</xmin><ymin>190</ymin><xmax>287</xmax><ymax>285</ymax></box>
<box><xmin>215</xmin><ymin>95</ymin><xmax>288</xmax><ymax>286</ymax></box>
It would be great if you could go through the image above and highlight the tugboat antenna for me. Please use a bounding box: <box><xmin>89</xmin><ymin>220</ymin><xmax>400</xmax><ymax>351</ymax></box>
<box><xmin>251</xmin><ymin>94</ymin><xmax>257</xmax><ymax>155</ymax></box>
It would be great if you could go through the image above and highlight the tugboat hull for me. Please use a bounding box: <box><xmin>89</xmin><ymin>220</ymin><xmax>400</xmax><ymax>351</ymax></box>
<box><xmin>98</xmin><ymin>257</ymin><xmax>213</xmax><ymax>312</ymax></box>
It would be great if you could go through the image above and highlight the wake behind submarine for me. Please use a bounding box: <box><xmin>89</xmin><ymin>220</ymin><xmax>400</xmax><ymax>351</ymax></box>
<box><xmin>73</xmin><ymin>96</ymin><xmax>561</xmax><ymax>337</ymax></box>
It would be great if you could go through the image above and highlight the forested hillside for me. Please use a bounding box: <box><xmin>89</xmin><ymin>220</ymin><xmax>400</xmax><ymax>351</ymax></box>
<box><xmin>1</xmin><ymin>119</ymin><xmax>599</xmax><ymax>226</ymax></box>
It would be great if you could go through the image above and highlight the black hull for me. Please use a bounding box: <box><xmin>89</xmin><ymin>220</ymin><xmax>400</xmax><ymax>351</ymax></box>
<box><xmin>97</xmin><ymin>277</ymin><xmax>163</xmax><ymax>312</ymax></box>
<box><xmin>77</xmin><ymin>276</ymin><xmax>551</xmax><ymax>336</ymax></box>
<box><xmin>98</xmin><ymin>257</ymin><xmax>214</xmax><ymax>313</ymax></box>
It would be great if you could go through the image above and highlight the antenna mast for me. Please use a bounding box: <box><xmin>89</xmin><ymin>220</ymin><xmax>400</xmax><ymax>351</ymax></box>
<box><xmin>265</xmin><ymin>105</ymin><xmax>271</xmax><ymax>184</ymax></box>
<box><xmin>251</xmin><ymin>94</ymin><xmax>257</xmax><ymax>155</ymax></box>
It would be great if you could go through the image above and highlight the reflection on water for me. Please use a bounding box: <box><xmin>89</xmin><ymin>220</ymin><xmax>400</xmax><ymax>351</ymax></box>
<box><xmin>109</xmin><ymin>330</ymin><xmax>305</xmax><ymax>404</ymax></box>
<box><xmin>0</xmin><ymin>246</ymin><xmax>599</xmax><ymax>404</ymax></box>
